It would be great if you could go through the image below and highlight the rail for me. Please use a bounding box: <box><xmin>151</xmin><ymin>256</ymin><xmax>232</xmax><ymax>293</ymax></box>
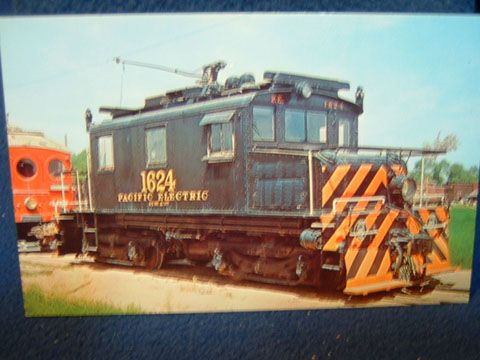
<box><xmin>332</xmin><ymin>195</ymin><xmax>386</xmax><ymax>214</ymax></box>
<box><xmin>53</xmin><ymin>169</ymin><xmax>93</xmax><ymax>216</ymax></box>
<box><xmin>413</xmin><ymin>194</ymin><xmax>446</xmax><ymax>209</ymax></box>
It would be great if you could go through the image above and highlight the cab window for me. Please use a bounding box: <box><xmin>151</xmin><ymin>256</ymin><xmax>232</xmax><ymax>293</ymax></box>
<box><xmin>284</xmin><ymin>109</ymin><xmax>327</xmax><ymax>144</ymax></box>
<box><xmin>48</xmin><ymin>159</ymin><xmax>65</xmax><ymax>177</ymax></box>
<box><xmin>146</xmin><ymin>127</ymin><xmax>167</xmax><ymax>166</ymax></box>
<box><xmin>285</xmin><ymin>109</ymin><xmax>305</xmax><ymax>142</ymax></box>
<box><xmin>17</xmin><ymin>158</ymin><xmax>36</xmax><ymax>178</ymax></box>
<box><xmin>210</xmin><ymin>122</ymin><xmax>233</xmax><ymax>154</ymax></box>
<box><xmin>200</xmin><ymin>111</ymin><xmax>235</xmax><ymax>162</ymax></box>
<box><xmin>97</xmin><ymin>135</ymin><xmax>114</xmax><ymax>171</ymax></box>
<box><xmin>307</xmin><ymin>111</ymin><xmax>327</xmax><ymax>143</ymax></box>
<box><xmin>338</xmin><ymin>119</ymin><xmax>350</xmax><ymax>146</ymax></box>
<box><xmin>253</xmin><ymin>106</ymin><xmax>274</xmax><ymax>141</ymax></box>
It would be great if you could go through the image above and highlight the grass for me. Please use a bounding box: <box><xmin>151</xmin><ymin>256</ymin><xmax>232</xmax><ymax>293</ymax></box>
<box><xmin>23</xmin><ymin>286</ymin><xmax>144</xmax><ymax>317</ymax></box>
<box><xmin>448</xmin><ymin>205</ymin><xmax>477</xmax><ymax>269</ymax></box>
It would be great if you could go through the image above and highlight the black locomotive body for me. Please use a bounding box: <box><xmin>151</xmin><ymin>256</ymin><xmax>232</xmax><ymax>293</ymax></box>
<box><xmin>62</xmin><ymin>66</ymin><xmax>451</xmax><ymax>295</ymax></box>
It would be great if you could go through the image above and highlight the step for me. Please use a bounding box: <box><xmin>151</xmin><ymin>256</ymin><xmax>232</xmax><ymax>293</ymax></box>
<box><xmin>57</xmin><ymin>215</ymin><xmax>76</xmax><ymax>220</ymax></box>
<box><xmin>18</xmin><ymin>241</ymin><xmax>41</xmax><ymax>253</ymax></box>
<box><xmin>102</xmin><ymin>258</ymin><xmax>133</xmax><ymax>267</ymax></box>
<box><xmin>344</xmin><ymin>279</ymin><xmax>411</xmax><ymax>296</ymax></box>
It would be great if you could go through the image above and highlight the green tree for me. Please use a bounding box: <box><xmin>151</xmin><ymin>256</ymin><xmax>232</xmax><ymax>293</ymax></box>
<box><xmin>409</xmin><ymin>133</ymin><xmax>460</xmax><ymax>186</ymax></box>
<box><xmin>431</xmin><ymin>159</ymin><xmax>450</xmax><ymax>185</ymax></box>
<box><xmin>72</xmin><ymin>149</ymin><xmax>87</xmax><ymax>175</ymax></box>
<box><xmin>410</xmin><ymin>160</ymin><xmax>478</xmax><ymax>186</ymax></box>
<box><xmin>448</xmin><ymin>163</ymin><xmax>479</xmax><ymax>184</ymax></box>
<box><xmin>409</xmin><ymin>158</ymin><xmax>449</xmax><ymax>186</ymax></box>
<box><xmin>468</xmin><ymin>165</ymin><xmax>479</xmax><ymax>182</ymax></box>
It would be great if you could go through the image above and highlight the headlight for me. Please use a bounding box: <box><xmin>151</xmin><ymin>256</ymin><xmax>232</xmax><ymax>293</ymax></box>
<box><xmin>24</xmin><ymin>197</ymin><xmax>38</xmax><ymax>211</ymax></box>
<box><xmin>389</xmin><ymin>176</ymin><xmax>417</xmax><ymax>205</ymax></box>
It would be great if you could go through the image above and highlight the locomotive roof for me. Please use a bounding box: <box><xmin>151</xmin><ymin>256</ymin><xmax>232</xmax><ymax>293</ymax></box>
<box><xmin>7</xmin><ymin>128</ymin><xmax>69</xmax><ymax>153</ymax></box>
<box><xmin>92</xmin><ymin>71</ymin><xmax>361</xmax><ymax>132</ymax></box>
<box><xmin>92</xmin><ymin>92</ymin><xmax>257</xmax><ymax>132</ymax></box>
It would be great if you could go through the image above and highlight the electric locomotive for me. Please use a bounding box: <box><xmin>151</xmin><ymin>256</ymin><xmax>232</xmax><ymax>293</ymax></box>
<box><xmin>8</xmin><ymin>127</ymin><xmax>76</xmax><ymax>251</ymax></box>
<box><xmin>61</xmin><ymin>62</ymin><xmax>451</xmax><ymax>295</ymax></box>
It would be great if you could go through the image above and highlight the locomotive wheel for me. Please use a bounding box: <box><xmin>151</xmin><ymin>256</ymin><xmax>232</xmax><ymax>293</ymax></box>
<box><xmin>145</xmin><ymin>241</ymin><xmax>165</xmax><ymax>270</ymax></box>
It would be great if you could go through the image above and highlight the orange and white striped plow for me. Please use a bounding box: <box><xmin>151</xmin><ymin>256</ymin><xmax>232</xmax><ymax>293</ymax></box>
<box><xmin>318</xmin><ymin>164</ymin><xmax>412</xmax><ymax>295</ymax></box>
<box><xmin>317</xmin><ymin>163</ymin><xmax>452</xmax><ymax>295</ymax></box>
<box><xmin>318</xmin><ymin>207</ymin><xmax>416</xmax><ymax>296</ymax></box>
<box><xmin>340</xmin><ymin>209</ymin><xmax>412</xmax><ymax>296</ymax></box>
<box><xmin>415</xmin><ymin>206</ymin><xmax>453</xmax><ymax>274</ymax></box>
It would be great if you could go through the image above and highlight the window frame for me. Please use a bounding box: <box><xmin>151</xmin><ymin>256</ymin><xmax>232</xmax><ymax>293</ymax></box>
<box><xmin>207</xmin><ymin>121</ymin><xmax>235</xmax><ymax>158</ymax></box>
<box><xmin>284</xmin><ymin>108</ymin><xmax>306</xmax><ymax>143</ymax></box>
<box><xmin>47</xmin><ymin>158</ymin><xmax>65</xmax><ymax>179</ymax></box>
<box><xmin>252</xmin><ymin>106</ymin><xmax>275</xmax><ymax>142</ymax></box>
<box><xmin>306</xmin><ymin>110</ymin><xmax>328</xmax><ymax>144</ymax></box>
<box><xmin>97</xmin><ymin>134</ymin><xmax>114</xmax><ymax>172</ymax></box>
<box><xmin>16</xmin><ymin>158</ymin><xmax>37</xmax><ymax>180</ymax></box>
<box><xmin>145</xmin><ymin>125</ymin><xmax>168</xmax><ymax>168</ymax></box>
<box><xmin>283</xmin><ymin>108</ymin><xmax>328</xmax><ymax>145</ymax></box>
<box><xmin>338</xmin><ymin>118</ymin><xmax>351</xmax><ymax>147</ymax></box>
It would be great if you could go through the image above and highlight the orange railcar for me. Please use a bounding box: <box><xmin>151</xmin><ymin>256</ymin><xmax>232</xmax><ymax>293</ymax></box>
<box><xmin>8</xmin><ymin>128</ymin><xmax>76</xmax><ymax>251</ymax></box>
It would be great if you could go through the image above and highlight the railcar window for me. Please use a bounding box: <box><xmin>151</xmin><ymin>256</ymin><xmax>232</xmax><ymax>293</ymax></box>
<box><xmin>223</xmin><ymin>122</ymin><xmax>233</xmax><ymax>150</ymax></box>
<box><xmin>16</xmin><ymin>159</ymin><xmax>36</xmax><ymax>178</ymax></box>
<box><xmin>97</xmin><ymin>135</ymin><xmax>114</xmax><ymax>171</ymax></box>
<box><xmin>307</xmin><ymin>111</ymin><xmax>327</xmax><ymax>143</ymax></box>
<box><xmin>146</xmin><ymin>127</ymin><xmax>167</xmax><ymax>166</ymax></box>
<box><xmin>285</xmin><ymin>109</ymin><xmax>306</xmax><ymax>142</ymax></box>
<box><xmin>209</xmin><ymin>122</ymin><xmax>233</xmax><ymax>154</ymax></box>
<box><xmin>211</xmin><ymin>124</ymin><xmax>221</xmax><ymax>152</ymax></box>
<box><xmin>253</xmin><ymin>106</ymin><xmax>274</xmax><ymax>141</ymax></box>
<box><xmin>48</xmin><ymin>159</ymin><xmax>64</xmax><ymax>177</ymax></box>
<box><xmin>338</xmin><ymin>119</ymin><xmax>350</xmax><ymax>146</ymax></box>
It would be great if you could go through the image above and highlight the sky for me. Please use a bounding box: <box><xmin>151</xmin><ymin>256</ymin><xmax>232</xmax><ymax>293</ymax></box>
<box><xmin>0</xmin><ymin>14</ymin><xmax>479</xmax><ymax>167</ymax></box>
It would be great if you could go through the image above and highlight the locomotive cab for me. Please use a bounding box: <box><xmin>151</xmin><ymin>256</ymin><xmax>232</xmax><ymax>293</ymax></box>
<box><xmin>249</xmin><ymin>72</ymin><xmax>360</xmax><ymax>151</ymax></box>
<box><xmin>246</xmin><ymin>72</ymin><xmax>361</xmax><ymax>214</ymax></box>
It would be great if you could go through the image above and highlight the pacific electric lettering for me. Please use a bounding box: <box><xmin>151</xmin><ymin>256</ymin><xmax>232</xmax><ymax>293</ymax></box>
<box><xmin>117</xmin><ymin>169</ymin><xmax>209</xmax><ymax>207</ymax></box>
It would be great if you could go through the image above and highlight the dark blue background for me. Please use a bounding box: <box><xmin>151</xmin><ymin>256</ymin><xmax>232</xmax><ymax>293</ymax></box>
<box><xmin>1</xmin><ymin>2</ymin><xmax>479</xmax><ymax>359</ymax></box>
